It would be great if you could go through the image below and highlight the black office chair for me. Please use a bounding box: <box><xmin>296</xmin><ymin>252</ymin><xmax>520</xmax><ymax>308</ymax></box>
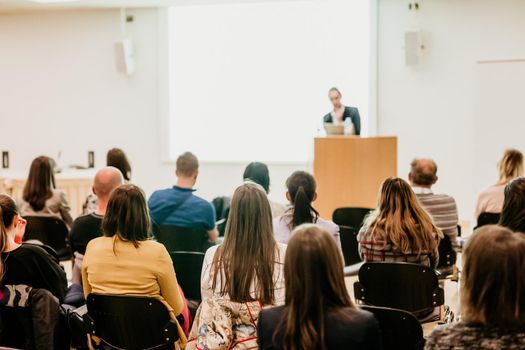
<box><xmin>153</xmin><ymin>225</ymin><xmax>212</xmax><ymax>253</ymax></box>
<box><xmin>360</xmin><ymin>305</ymin><xmax>425</xmax><ymax>350</ymax></box>
<box><xmin>23</xmin><ymin>216</ymin><xmax>71</xmax><ymax>260</ymax></box>
<box><xmin>169</xmin><ymin>251</ymin><xmax>205</xmax><ymax>301</ymax></box>
<box><xmin>332</xmin><ymin>207</ymin><xmax>372</xmax><ymax>230</ymax></box>
<box><xmin>437</xmin><ymin>235</ymin><xmax>456</xmax><ymax>272</ymax></box>
<box><xmin>475</xmin><ymin>212</ymin><xmax>500</xmax><ymax>229</ymax></box>
<box><xmin>211</xmin><ymin>196</ymin><xmax>230</xmax><ymax>237</ymax></box>
<box><xmin>83</xmin><ymin>294</ymin><xmax>179</xmax><ymax>350</ymax></box>
<box><xmin>339</xmin><ymin>225</ymin><xmax>361</xmax><ymax>266</ymax></box>
<box><xmin>354</xmin><ymin>262</ymin><xmax>444</xmax><ymax>318</ymax></box>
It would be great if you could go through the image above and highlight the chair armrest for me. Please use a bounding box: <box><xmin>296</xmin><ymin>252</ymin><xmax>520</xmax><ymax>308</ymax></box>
<box><xmin>344</xmin><ymin>262</ymin><xmax>364</xmax><ymax>277</ymax></box>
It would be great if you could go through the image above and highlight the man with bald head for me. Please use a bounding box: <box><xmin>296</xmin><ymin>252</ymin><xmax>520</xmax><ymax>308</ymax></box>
<box><xmin>409</xmin><ymin>158</ymin><xmax>459</xmax><ymax>251</ymax></box>
<box><xmin>70</xmin><ymin>166</ymin><xmax>124</xmax><ymax>255</ymax></box>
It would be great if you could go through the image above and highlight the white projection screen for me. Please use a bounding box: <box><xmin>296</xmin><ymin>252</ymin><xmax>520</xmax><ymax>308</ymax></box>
<box><xmin>168</xmin><ymin>0</ymin><xmax>374</xmax><ymax>163</ymax></box>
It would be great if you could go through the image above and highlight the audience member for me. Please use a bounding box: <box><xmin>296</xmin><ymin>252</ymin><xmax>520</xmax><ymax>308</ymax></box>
<box><xmin>83</xmin><ymin>148</ymin><xmax>131</xmax><ymax>214</ymax></box>
<box><xmin>70</xmin><ymin>167</ymin><xmax>124</xmax><ymax>256</ymax></box>
<box><xmin>425</xmin><ymin>225</ymin><xmax>525</xmax><ymax>349</ymax></box>
<box><xmin>475</xmin><ymin>148</ymin><xmax>523</xmax><ymax>219</ymax></box>
<box><xmin>409</xmin><ymin>159</ymin><xmax>459</xmax><ymax>249</ymax></box>
<box><xmin>200</xmin><ymin>181</ymin><xmax>286</xmax><ymax>303</ymax></box>
<box><xmin>0</xmin><ymin>194</ymin><xmax>67</xmax><ymax>302</ymax></box>
<box><xmin>358</xmin><ymin>177</ymin><xmax>442</xmax><ymax>267</ymax></box>
<box><xmin>188</xmin><ymin>182</ymin><xmax>286</xmax><ymax>349</ymax></box>
<box><xmin>499</xmin><ymin>177</ymin><xmax>525</xmax><ymax>233</ymax></box>
<box><xmin>258</xmin><ymin>224</ymin><xmax>382</xmax><ymax>350</ymax></box>
<box><xmin>18</xmin><ymin>156</ymin><xmax>73</xmax><ymax>227</ymax></box>
<box><xmin>82</xmin><ymin>184</ymin><xmax>188</xmax><ymax>345</ymax></box>
<box><xmin>243</xmin><ymin>161</ymin><xmax>287</xmax><ymax>217</ymax></box>
<box><xmin>148</xmin><ymin>152</ymin><xmax>218</xmax><ymax>243</ymax></box>
<box><xmin>273</xmin><ymin>171</ymin><xmax>341</xmax><ymax>250</ymax></box>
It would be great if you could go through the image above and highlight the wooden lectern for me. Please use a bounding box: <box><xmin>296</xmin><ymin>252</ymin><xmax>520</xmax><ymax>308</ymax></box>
<box><xmin>313</xmin><ymin>136</ymin><xmax>397</xmax><ymax>218</ymax></box>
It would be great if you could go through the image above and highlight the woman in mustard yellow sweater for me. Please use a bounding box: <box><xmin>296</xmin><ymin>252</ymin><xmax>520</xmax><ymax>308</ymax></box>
<box><xmin>82</xmin><ymin>184</ymin><xmax>187</xmax><ymax>347</ymax></box>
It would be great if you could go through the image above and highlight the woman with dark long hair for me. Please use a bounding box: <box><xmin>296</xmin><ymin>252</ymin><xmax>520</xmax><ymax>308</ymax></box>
<box><xmin>499</xmin><ymin>177</ymin><xmax>525</xmax><ymax>233</ymax></box>
<box><xmin>273</xmin><ymin>171</ymin><xmax>340</xmax><ymax>249</ymax></box>
<box><xmin>186</xmin><ymin>182</ymin><xmax>286</xmax><ymax>350</ymax></box>
<box><xmin>258</xmin><ymin>224</ymin><xmax>382</xmax><ymax>350</ymax></box>
<box><xmin>18</xmin><ymin>156</ymin><xmax>73</xmax><ymax>227</ymax></box>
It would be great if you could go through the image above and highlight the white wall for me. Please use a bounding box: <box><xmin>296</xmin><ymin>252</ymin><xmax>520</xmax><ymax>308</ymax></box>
<box><xmin>377</xmin><ymin>0</ymin><xmax>525</xmax><ymax>221</ymax></box>
<box><xmin>0</xmin><ymin>8</ymin><xmax>302</xmax><ymax>204</ymax></box>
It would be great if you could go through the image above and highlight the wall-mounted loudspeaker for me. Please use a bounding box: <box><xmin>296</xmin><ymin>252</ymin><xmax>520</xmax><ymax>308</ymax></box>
<box><xmin>404</xmin><ymin>31</ymin><xmax>422</xmax><ymax>66</ymax></box>
<box><xmin>115</xmin><ymin>37</ymin><xmax>135</xmax><ymax>76</ymax></box>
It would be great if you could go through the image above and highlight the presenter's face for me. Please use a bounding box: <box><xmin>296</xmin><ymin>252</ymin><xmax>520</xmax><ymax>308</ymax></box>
<box><xmin>329</xmin><ymin>91</ymin><xmax>342</xmax><ymax>109</ymax></box>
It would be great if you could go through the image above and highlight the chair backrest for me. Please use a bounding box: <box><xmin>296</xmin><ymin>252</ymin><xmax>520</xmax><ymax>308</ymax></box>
<box><xmin>476</xmin><ymin>212</ymin><xmax>500</xmax><ymax>229</ymax></box>
<box><xmin>169</xmin><ymin>251</ymin><xmax>205</xmax><ymax>301</ymax></box>
<box><xmin>23</xmin><ymin>216</ymin><xmax>71</xmax><ymax>260</ymax></box>
<box><xmin>360</xmin><ymin>306</ymin><xmax>424</xmax><ymax>350</ymax></box>
<box><xmin>339</xmin><ymin>225</ymin><xmax>361</xmax><ymax>266</ymax></box>
<box><xmin>437</xmin><ymin>235</ymin><xmax>456</xmax><ymax>268</ymax></box>
<box><xmin>84</xmin><ymin>294</ymin><xmax>179</xmax><ymax>350</ymax></box>
<box><xmin>211</xmin><ymin>197</ymin><xmax>231</xmax><ymax>237</ymax></box>
<box><xmin>332</xmin><ymin>207</ymin><xmax>372</xmax><ymax>230</ymax></box>
<box><xmin>354</xmin><ymin>262</ymin><xmax>444</xmax><ymax>315</ymax></box>
<box><xmin>154</xmin><ymin>225</ymin><xmax>211</xmax><ymax>253</ymax></box>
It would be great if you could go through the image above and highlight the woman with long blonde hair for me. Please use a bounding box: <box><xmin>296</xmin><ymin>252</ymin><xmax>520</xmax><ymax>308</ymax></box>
<box><xmin>475</xmin><ymin>148</ymin><xmax>524</xmax><ymax>220</ymax></box>
<box><xmin>358</xmin><ymin>177</ymin><xmax>442</xmax><ymax>267</ymax></box>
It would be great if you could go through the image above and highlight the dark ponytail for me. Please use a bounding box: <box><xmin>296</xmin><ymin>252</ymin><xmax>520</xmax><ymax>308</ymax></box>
<box><xmin>286</xmin><ymin>171</ymin><xmax>319</xmax><ymax>229</ymax></box>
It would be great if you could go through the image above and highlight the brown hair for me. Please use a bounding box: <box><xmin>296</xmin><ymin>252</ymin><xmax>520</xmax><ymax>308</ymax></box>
<box><xmin>498</xmin><ymin>149</ymin><xmax>523</xmax><ymax>184</ymax></box>
<box><xmin>500</xmin><ymin>177</ymin><xmax>525</xmax><ymax>233</ymax></box>
<box><xmin>364</xmin><ymin>177</ymin><xmax>442</xmax><ymax>257</ymax></box>
<box><xmin>176</xmin><ymin>152</ymin><xmax>199</xmax><ymax>178</ymax></box>
<box><xmin>102</xmin><ymin>184</ymin><xmax>151</xmax><ymax>250</ymax></box>
<box><xmin>285</xmin><ymin>171</ymin><xmax>319</xmax><ymax>229</ymax></box>
<box><xmin>277</xmin><ymin>224</ymin><xmax>353</xmax><ymax>350</ymax></box>
<box><xmin>328</xmin><ymin>87</ymin><xmax>341</xmax><ymax>97</ymax></box>
<box><xmin>22</xmin><ymin>156</ymin><xmax>56</xmax><ymax>211</ymax></box>
<box><xmin>107</xmin><ymin>148</ymin><xmax>132</xmax><ymax>181</ymax></box>
<box><xmin>0</xmin><ymin>195</ymin><xmax>18</xmax><ymax>279</ymax></box>
<box><xmin>211</xmin><ymin>182</ymin><xmax>277</xmax><ymax>304</ymax></box>
<box><xmin>410</xmin><ymin>159</ymin><xmax>438</xmax><ymax>187</ymax></box>
<box><xmin>461</xmin><ymin>225</ymin><xmax>525</xmax><ymax>327</ymax></box>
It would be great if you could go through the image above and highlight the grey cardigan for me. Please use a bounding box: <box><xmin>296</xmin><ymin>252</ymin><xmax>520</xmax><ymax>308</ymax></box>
<box><xmin>18</xmin><ymin>189</ymin><xmax>73</xmax><ymax>228</ymax></box>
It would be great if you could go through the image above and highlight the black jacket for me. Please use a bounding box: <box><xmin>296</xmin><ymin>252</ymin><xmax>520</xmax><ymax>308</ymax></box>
<box><xmin>323</xmin><ymin>106</ymin><xmax>362</xmax><ymax>135</ymax></box>
<box><xmin>258</xmin><ymin>306</ymin><xmax>382</xmax><ymax>350</ymax></box>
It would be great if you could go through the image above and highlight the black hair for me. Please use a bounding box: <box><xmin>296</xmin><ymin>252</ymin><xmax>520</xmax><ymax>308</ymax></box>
<box><xmin>243</xmin><ymin>162</ymin><xmax>270</xmax><ymax>194</ymax></box>
<box><xmin>500</xmin><ymin>177</ymin><xmax>525</xmax><ymax>233</ymax></box>
<box><xmin>107</xmin><ymin>148</ymin><xmax>132</xmax><ymax>181</ymax></box>
<box><xmin>286</xmin><ymin>171</ymin><xmax>319</xmax><ymax>229</ymax></box>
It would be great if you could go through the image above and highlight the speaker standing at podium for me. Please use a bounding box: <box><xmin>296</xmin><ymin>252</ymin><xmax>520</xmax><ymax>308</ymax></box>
<box><xmin>323</xmin><ymin>87</ymin><xmax>361</xmax><ymax>136</ymax></box>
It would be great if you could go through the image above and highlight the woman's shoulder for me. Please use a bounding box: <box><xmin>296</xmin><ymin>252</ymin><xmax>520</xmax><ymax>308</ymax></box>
<box><xmin>10</xmin><ymin>243</ymin><xmax>58</xmax><ymax>262</ymax></box>
<box><xmin>259</xmin><ymin>305</ymin><xmax>286</xmax><ymax>324</ymax></box>
<box><xmin>329</xmin><ymin>307</ymin><xmax>378</xmax><ymax>325</ymax></box>
<box><xmin>428</xmin><ymin>322</ymin><xmax>525</xmax><ymax>347</ymax></box>
<box><xmin>316</xmin><ymin>217</ymin><xmax>339</xmax><ymax>231</ymax></box>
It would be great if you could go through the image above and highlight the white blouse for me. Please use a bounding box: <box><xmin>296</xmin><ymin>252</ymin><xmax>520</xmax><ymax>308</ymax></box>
<box><xmin>200</xmin><ymin>243</ymin><xmax>287</xmax><ymax>305</ymax></box>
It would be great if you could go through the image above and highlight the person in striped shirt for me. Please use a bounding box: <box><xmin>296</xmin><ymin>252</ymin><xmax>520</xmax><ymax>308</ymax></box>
<box><xmin>409</xmin><ymin>159</ymin><xmax>459</xmax><ymax>250</ymax></box>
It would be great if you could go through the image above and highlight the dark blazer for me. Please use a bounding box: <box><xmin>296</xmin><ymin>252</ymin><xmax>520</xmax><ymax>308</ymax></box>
<box><xmin>258</xmin><ymin>306</ymin><xmax>382</xmax><ymax>350</ymax></box>
<box><xmin>323</xmin><ymin>106</ymin><xmax>361</xmax><ymax>135</ymax></box>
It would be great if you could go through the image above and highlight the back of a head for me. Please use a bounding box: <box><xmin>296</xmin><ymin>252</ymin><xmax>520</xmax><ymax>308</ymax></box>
<box><xmin>243</xmin><ymin>162</ymin><xmax>270</xmax><ymax>193</ymax></box>
<box><xmin>499</xmin><ymin>149</ymin><xmax>524</xmax><ymax>184</ymax></box>
<box><xmin>22</xmin><ymin>156</ymin><xmax>56</xmax><ymax>211</ymax></box>
<box><xmin>286</xmin><ymin>171</ymin><xmax>319</xmax><ymax>229</ymax></box>
<box><xmin>0</xmin><ymin>194</ymin><xmax>19</xmax><ymax>260</ymax></box>
<box><xmin>500</xmin><ymin>177</ymin><xmax>525</xmax><ymax>233</ymax></box>
<box><xmin>106</xmin><ymin>148</ymin><xmax>132</xmax><ymax>182</ymax></box>
<box><xmin>410</xmin><ymin>158</ymin><xmax>438</xmax><ymax>187</ymax></box>
<box><xmin>102</xmin><ymin>184</ymin><xmax>151</xmax><ymax>248</ymax></box>
<box><xmin>461</xmin><ymin>225</ymin><xmax>525</xmax><ymax>327</ymax></box>
<box><xmin>369</xmin><ymin>177</ymin><xmax>441</xmax><ymax>255</ymax></box>
<box><xmin>176</xmin><ymin>152</ymin><xmax>199</xmax><ymax>178</ymax></box>
<box><xmin>213</xmin><ymin>182</ymin><xmax>276</xmax><ymax>304</ymax></box>
<box><xmin>280</xmin><ymin>224</ymin><xmax>353</xmax><ymax>350</ymax></box>
<box><xmin>93</xmin><ymin>166</ymin><xmax>125</xmax><ymax>201</ymax></box>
